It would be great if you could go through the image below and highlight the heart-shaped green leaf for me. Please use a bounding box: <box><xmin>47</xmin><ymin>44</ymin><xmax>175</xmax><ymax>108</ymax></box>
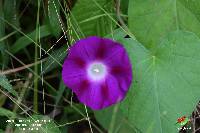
<box><xmin>118</xmin><ymin>30</ymin><xmax>200</xmax><ymax>132</ymax></box>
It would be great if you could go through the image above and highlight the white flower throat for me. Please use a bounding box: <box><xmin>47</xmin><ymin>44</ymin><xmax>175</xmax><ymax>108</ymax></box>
<box><xmin>93</xmin><ymin>68</ymin><xmax>100</xmax><ymax>73</ymax></box>
<box><xmin>87</xmin><ymin>62</ymin><xmax>107</xmax><ymax>81</ymax></box>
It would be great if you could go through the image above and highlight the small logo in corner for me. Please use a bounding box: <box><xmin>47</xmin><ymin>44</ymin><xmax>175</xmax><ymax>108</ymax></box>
<box><xmin>176</xmin><ymin>115</ymin><xmax>191</xmax><ymax>131</ymax></box>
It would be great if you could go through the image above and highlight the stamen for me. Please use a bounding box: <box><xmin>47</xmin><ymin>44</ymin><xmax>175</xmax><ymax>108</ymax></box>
<box><xmin>93</xmin><ymin>68</ymin><xmax>100</xmax><ymax>73</ymax></box>
<box><xmin>87</xmin><ymin>62</ymin><xmax>107</xmax><ymax>81</ymax></box>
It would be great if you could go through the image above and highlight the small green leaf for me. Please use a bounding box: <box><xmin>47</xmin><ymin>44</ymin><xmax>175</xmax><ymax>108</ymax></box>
<box><xmin>14</xmin><ymin>115</ymin><xmax>60</xmax><ymax>133</ymax></box>
<box><xmin>0</xmin><ymin>75</ymin><xmax>18</xmax><ymax>97</ymax></box>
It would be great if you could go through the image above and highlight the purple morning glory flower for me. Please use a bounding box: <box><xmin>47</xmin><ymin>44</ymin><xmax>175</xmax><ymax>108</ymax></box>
<box><xmin>62</xmin><ymin>36</ymin><xmax>132</xmax><ymax>110</ymax></box>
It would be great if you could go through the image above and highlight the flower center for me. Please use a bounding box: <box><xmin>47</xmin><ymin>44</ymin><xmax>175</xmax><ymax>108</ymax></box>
<box><xmin>87</xmin><ymin>62</ymin><xmax>107</xmax><ymax>81</ymax></box>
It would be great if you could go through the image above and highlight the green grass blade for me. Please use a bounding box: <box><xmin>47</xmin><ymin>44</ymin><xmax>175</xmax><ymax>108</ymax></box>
<box><xmin>10</xmin><ymin>25</ymin><xmax>51</xmax><ymax>54</ymax></box>
<box><xmin>3</xmin><ymin>0</ymin><xmax>19</xmax><ymax>27</ymax></box>
<box><xmin>47</xmin><ymin>0</ymin><xmax>62</xmax><ymax>37</ymax></box>
<box><xmin>42</xmin><ymin>45</ymin><xmax>67</xmax><ymax>74</ymax></box>
<box><xmin>0</xmin><ymin>0</ymin><xmax>8</xmax><ymax>67</ymax></box>
<box><xmin>0</xmin><ymin>108</ymin><xmax>16</xmax><ymax>117</ymax></box>
<box><xmin>0</xmin><ymin>75</ymin><xmax>18</xmax><ymax>97</ymax></box>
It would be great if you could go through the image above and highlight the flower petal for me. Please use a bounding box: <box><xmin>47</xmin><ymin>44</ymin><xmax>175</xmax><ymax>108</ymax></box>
<box><xmin>62</xmin><ymin>59</ymin><xmax>86</xmax><ymax>92</ymax></box>
<box><xmin>77</xmin><ymin>83</ymin><xmax>104</xmax><ymax>110</ymax></box>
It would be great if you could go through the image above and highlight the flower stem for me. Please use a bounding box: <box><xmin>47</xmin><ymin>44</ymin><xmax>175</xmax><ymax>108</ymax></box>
<box><xmin>33</xmin><ymin>0</ymin><xmax>41</xmax><ymax>113</ymax></box>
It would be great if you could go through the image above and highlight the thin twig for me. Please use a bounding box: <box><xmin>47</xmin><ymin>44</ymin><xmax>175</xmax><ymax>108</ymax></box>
<box><xmin>192</xmin><ymin>112</ymin><xmax>196</xmax><ymax>133</ymax></box>
<box><xmin>56</xmin><ymin>118</ymin><xmax>87</xmax><ymax>127</ymax></box>
<box><xmin>115</xmin><ymin>0</ymin><xmax>132</xmax><ymax>38</ymax></box>
<box><xmin>116</xmin><ymin>0</ymin><xmax>127</xmax><ymax>29</ymax></box>
<box><xmin>84</xmin><ymin>105</ymin><xmax>94</xmax><ymax>133</ymax></box>
<box><xmin>13</xmin><ymin>73</ymin><xmax>33</xmax><ymax>112</ymax></box>
<box><xmin>0</xmin><ymin>59</ymin><xmax>46</xmax><ymax>75</ymax></box>
<box><xmin>0</xmin><ymin>31</ymin><xmax>18</xmax><ymax>42</ymax></box>
<box><xmin>196</xmin><ymin>127</ymin><xmax>200</xmax><ymax>132</ymax></box>
<box><xmin>62</xmin><ymin>97</ymin><xmax>104</xmax><ymax>133</ymax></box>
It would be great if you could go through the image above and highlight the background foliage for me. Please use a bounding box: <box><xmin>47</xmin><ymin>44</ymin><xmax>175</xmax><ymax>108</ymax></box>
<box><xmin>0</xmin><ymin>0</ymin><xmax>199</xmax><ymax>133</ymax></box>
